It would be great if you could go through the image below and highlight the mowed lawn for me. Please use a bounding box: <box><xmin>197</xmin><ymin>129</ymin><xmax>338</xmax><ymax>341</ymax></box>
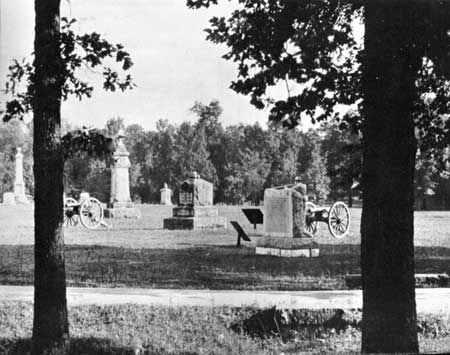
<box><xmin>0</xmin><ymin>204</ymin><xmax>450</xmax><ymax>290</ymax></box>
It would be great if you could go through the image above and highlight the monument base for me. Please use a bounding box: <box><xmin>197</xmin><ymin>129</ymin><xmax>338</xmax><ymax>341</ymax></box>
<box><xmin>173</xmin><ymin>206</ymin><xmax>219</xmax><ymax>217</ymax></box>
<box><xmin>163</xmin><ymin>216</ymin><xmax>227</xmax><ymax>230</ymax></box>
<box><xmin>255</xmin><ymin>237</ymin><xmax>319</xmax><ymax>258</ymax></box>
<box><xmin>2</xmin><ymin>192</ymin><xmax>16</xmax><ymax>205</ymax></box>
<box><xmin>104</xmin><ymin>202</ymin><xmax>141</xmax><ymax>219</ymax></box>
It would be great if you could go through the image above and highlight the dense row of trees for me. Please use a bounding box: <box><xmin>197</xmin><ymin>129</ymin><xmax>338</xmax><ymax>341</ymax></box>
<box><xmin>3</xmin><ymin>104</ymin><xmax>450</xmax><ymax>209</ymax></box>
<box><xmin>1</xmin><ymin>100</ymin><xmax>362</xmax><ymax>205</ymax></box>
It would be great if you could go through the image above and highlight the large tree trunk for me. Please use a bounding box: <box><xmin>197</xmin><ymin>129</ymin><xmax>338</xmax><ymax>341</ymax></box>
<box><xmin>32</xmin><ymin>0</ymin><xmax>69</xmax><ymax>354</ymax></box>
<box><xmin>361</xmin><ymin>2</ymin><xmax>421</xmax><ymax>353</ymax></box>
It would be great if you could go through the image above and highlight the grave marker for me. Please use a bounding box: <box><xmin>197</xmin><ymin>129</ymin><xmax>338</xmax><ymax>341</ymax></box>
<box><xmin>256</xmin><ymin>179</ymin><xmax>319</xmax><ymax>258</ymax></box>
<box><xmin>163</xmin><ymin>172</ymin><xmax>227</xmax><ymax>229</ymax></box>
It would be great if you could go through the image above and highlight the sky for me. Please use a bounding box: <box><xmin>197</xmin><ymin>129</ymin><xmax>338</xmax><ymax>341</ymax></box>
<box><xmin>0</xmin><ymin>0</ymin><xmax>277</xmax><ymax>130</ymax></box>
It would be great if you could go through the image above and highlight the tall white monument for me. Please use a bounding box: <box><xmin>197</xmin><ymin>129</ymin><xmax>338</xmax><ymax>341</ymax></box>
<box><xmin>14</xmin><ymin>147</ymin><xmax>28</xmax><ymax>203</ymax></box>
<box><xmin>160</xmin><ymin>183</ymin><xmax>173</xmax><ymax>205</ymax></box>
<box><xmin>2</xmin><ymin>147</ymin><xmax>29</xmax><ymax>205</ymax></box>
<box><xmin>104</xmin><ymin>131</ymin><xmax>141</xmax><ymax>218</ymax></box>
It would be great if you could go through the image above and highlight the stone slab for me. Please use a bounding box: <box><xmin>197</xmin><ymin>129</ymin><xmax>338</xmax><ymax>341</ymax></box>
<box><xmin>104</xmin><ymin>207</ymin><xmax>141</xmax><ymax>219</ymax></box>
<box><xmin>256</xmin><ymin>246</ymin><xmax>320</xmax><ymax>258</ymax></box>
<box><xmin>163</xmin><ymin>216</ymin><xmax>227</xmax><ymax>230</ymax></box>
<box><xmin>2</xmin><ymin>192</ymin><xmax>16</xmax><ymax>205</ymax></box>
<box><xmin>173</xmin><ymin>206</ymin><xmax>219</xmax><ymax>217</ymax></box>
<box><xmin>256</xmin><ymin>236</ymin><xmax>318</xmax><ymax>249</ymax></box>
<box><xmin>108</xmin><ymin>201</ymin><xmax>136</xmax><ymax>209</ymax></box>
<box><xmin>263</xmin><ymin>187</ymin><xmax>307</xmax><ymax>238</ymax></box>
<box><xmin>345</xmin><ymin>273</ymin><xmax>450</xmax><ymax>289</ymax></box>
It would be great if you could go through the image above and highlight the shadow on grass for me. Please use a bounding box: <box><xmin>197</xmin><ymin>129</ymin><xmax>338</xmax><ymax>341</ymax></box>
<box><xmin>0</xmin><ymin>337</ymin><xmax>203</xmax><ymax>355</ymax></box>
<box><xmin>0</xmin><ymin>244</ymin><xmax>449</xmax><ymax>290</ymax></box>
<box><xmin>0</xmin><ymin>337</ymin><xmax>137</xmax><ymax>355</ymax></box>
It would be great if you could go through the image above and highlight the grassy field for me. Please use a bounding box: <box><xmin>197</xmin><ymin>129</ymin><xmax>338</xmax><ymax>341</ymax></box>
<box><xmin>0</xmin><ymin>302</ymin><xmax>449</xmax><ymax>355</ymax></box>
<box><xmin>1</xmin><ymin>204</ymin><xmax>450</xmax><ymax>290</ymax></box>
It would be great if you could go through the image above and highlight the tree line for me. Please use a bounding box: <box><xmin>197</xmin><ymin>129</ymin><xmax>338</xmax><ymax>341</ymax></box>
<box><xmin>3</xmin><ymin>100</ymin><xmax>449</xmax><ymax>208</ymax></box>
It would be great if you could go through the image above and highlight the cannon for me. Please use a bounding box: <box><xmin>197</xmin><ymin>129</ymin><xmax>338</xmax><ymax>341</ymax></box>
<box><xmin>63</xmin><ymin>196</ymin><xmax>104</xmax><ymax>229</ymax></box>
<box><xmin>305</xmin><ymin>201</ymin><xmax>350</xmax><ymax>239</ymax></box>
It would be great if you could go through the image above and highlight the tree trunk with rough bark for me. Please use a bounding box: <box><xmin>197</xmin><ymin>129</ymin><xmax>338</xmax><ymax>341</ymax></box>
<box><xmin>32</xmin><ymin>0</ymin><xmax>69</xmax><ymax>354</ymax></box>
<box><xmin>361</xmin><ymin>2</ymin><xmax>420</xmax><ymax>353</ymax></box>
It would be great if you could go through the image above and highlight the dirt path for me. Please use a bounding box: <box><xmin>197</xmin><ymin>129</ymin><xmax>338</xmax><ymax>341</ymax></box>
<box><xmin>1</xmin><ymin>286</ymin><xmax>449</xmax><ymax>313</ymax></box>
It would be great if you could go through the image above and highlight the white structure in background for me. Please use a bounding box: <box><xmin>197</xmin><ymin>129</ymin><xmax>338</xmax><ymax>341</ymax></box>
<box><xmin>104</xmin><ymin>130</ymin><xmax>141</xmax><ymax>218</ymax></box>
<box><xmin>13</xmin><ymin>147</ymin><xmax>28</xmax><ymax>204</ymax></box>
<box><xmin>2</xmin><ymin>147</ymin><xmax>29</xmax><ymax>205</ymax></box>
<box><xmin>160</xmin><ymin>183</ymin><xmax>173</xmax><ymax>205</ymax></box>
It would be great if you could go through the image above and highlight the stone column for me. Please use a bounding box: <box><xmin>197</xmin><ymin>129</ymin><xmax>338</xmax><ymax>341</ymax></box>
<box><xmin>109</xmin><ymin>136</ymin><xmax>132</xmax><ymax>206</ymax></box>
<box><xmin>14</xmin><ymin>147</ymin><xmax>29</xmax><ymax>204</ymax></box>
<box><xmin>160</xmin><ymin>183</ymin><xmax>173</xmax><ymax>205</ymax></box>
<box><xmin>104</xmin><ymin>133</ymin><xmax>140</xmax><ymax>218</ymax></box>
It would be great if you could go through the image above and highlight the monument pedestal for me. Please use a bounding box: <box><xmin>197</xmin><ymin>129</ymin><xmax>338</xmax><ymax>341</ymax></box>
<box><xmin>255</xmin><ymin>237</ymin><xmax>319</xmax><ymax>258</ymax></box>
<box><xmin>2</xmin><ymin>192</ymin><xmax>16</xmax><ymax>205</ymax></box>
<box><xmin>163</xmin><ymin>206</ymin><xmax>227</xmax><ymax>229</ymax></box>
<box><xmin>104</xmin><ymin>202</ymin><xmax>141</xmax><ymax>219</ymax></box>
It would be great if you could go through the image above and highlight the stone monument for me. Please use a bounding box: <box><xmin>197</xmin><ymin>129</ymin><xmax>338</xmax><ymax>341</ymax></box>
<box><xmin>255</xmin><ymin>178</ymin><xmax>319</xmax><ymax>257</ymax></box>
<box><xmin>104</xmin><ymin>131</ymin><xmax>141</xmax><ymax>219</ymax></box>
<box><xmin>163</xmin><ymin>171</ymin><xmax>227</xmax><ymax>229</ymax></box>
<box><xmin>2</xmin><ymin>147</ymin><xmax>29</xmax><ymax>205</ymax></box>
<box><xmin>2</xmin><ymin>192</ymin><xmax>15</xmax><ymax>205</ymax></box>
<box><xmin>160</xmin><ymin>183</ymin><xmax>173</xmax><ymax>205</ymax></box>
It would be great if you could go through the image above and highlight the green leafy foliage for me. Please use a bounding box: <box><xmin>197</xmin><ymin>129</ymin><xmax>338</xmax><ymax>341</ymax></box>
<box><xmin>1</xmin><ymin>18</ymin><xmax>135</xmax><ymax>165</ymax></box>
<box><xmin>2</xmin><ymin>18</ymin><xmax>135</xmax><ymax>123</ymax></box>
<box><xmin>188</xmin><ymin>0</ymin><xmax>361</xmax><ymax>128</ymax></box>
<box><xmin>187</xmin><ymin>0</ymin><xmax>450</xmax><ymax>168</ymax></box>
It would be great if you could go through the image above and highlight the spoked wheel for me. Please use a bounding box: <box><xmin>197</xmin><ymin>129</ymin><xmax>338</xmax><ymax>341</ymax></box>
<box><xmin>64</xmin><ymin>197</ymin><xmax>79</xmax><ymax>227</ymax></box>
<box><xmin>305</xmin><ymin>201</ymin><xmax>318</xmax><ymax>235</ymax></box>
<box><xmin>79</xmin><ymin>197</ymin><xmax>104</xmax><ymax>229</ymax></box>
<box><xmin>328</xmin><ymin>201</ymin><xmax>350</xmax><ymax>239</ymax></box>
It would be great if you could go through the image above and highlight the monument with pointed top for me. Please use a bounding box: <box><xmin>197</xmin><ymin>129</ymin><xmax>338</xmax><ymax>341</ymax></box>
<box><xmin>104</xmin><ymin>130</ymin><xmax>141</xmax><ymax>219</ymax></box>
<box><xmin>2</xmin><ymin>147</ymin><xmax>30</xmax><ymax>205</ymax></box>
<box><xmin>14</xmin><ymin>147</ymin><xmax>28</xmax><ymax>204</ymax></box>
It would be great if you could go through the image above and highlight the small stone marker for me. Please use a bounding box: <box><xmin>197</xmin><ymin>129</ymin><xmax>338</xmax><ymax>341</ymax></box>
<box><xmin>104</xmin><ymin>131</ymin><xmax>141</xmax><ymax>219</ymax></box>
<box><xmin>163</xmin><ymin>171</ymin><xmax>227</xmax><ymax>229</ymax></box>
<box><xmin>160</xmin><ymin>183</ymin><xmax>173</xmax><ymax>205</ymax></box>
<box><xmin>79</xmin><ymin>192</ymin><xmax>90</xmax><ymax>202</ymax></box>
<box><xmin>256</xmin><ymin>178</ymin><xmax>318</xmax><ymax>258</ymax></box>
<box><xmin>2</xmin><ymin>192</ymin><xmax>16</xmax><ymax>205</ymax></box>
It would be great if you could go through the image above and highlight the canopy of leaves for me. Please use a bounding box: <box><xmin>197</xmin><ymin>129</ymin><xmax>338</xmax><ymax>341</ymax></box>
<box><xmin>2</xmin><ymin>17</ymin><xmax>135</xmax><ymax>161</ymax></box>
<box><xmin>187</xmin><ymin>0</ymin><xmax>450</xmax><ymax>167</ymax></box>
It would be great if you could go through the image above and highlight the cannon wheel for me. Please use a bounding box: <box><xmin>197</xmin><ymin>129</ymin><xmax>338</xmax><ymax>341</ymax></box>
<box><xmin>79</xmin><ymin>197</ymin><xmax>104</xmax><ymax>229</ymax></box>
<box><xmin>328</xmin><ymin>201</ymin><xmax>350</xmax><ymax>239</ymax></box>
<box><xmin>64</xmin><ymin>197</ymin><xmax>79</xmax><ymax>227</ymax></box>
<box><xmin>305</xmin><ymin>201</ymin><xmax>318</xmax><ymax>235</ymax></box>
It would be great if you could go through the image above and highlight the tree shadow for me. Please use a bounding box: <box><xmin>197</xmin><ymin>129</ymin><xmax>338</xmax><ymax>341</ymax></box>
<box><xmin>0</xmin><ymin>337</ymin><xmax>137</xmax><ymax>355</ymax></box>
<box><xmin>0</xmin><ymin>243</ymin><xmax>449</xmax><ymax>290</ymax></box>
<box><xmin>0</xmin><ymin>337</ymin><xmax>201</xmax><ymax>355</ymax></box>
